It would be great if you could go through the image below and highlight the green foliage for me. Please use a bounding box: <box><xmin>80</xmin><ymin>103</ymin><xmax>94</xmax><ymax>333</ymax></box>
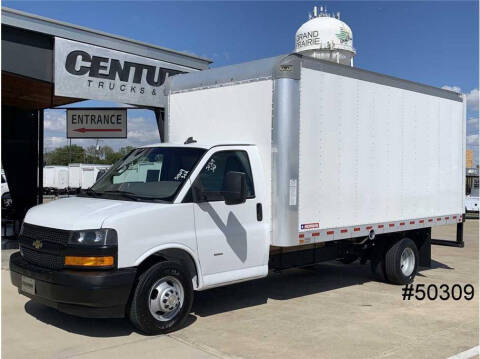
<box><xmin>44</xmin><ymin>145</ymin><xmax>85</xmax><ymax>166</ymax></box>
<box><xmin>44</xmin><ymin>145</ymin><xmax>134</xmax><ymax>166</ymax></box>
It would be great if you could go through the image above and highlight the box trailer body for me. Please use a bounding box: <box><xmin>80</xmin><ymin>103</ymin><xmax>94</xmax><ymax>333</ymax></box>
<box><xmin>68</xmin><ymin>164</ymin><xmax>111</xmax><ymax>190</ymax></box>
<box><xmin>68</xmin><ymin>163</ymin><xmax>82</xmax><ymax>189</ymax></box>
<box><xmin>11</xmin><ymin>54</ymin><xmax>466</xmax><ymax>335</ymax></box>
<box><xmin>43</xmin><ymin>166</ymin><xmax>69</xmax><ymax>193</ymax></box>
<box><xmin>166</xmin><ymin>54</ymin><xmax>466</xmax><ymax>247</ymax></box>
<box><xmin>93</xmin><ymin>165</ymin><xmax>111</xmax><ymax>182</ymax></box>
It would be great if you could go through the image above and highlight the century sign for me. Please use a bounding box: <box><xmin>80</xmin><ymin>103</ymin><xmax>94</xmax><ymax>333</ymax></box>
<box><xmin>54</xmin><ymin>37</ymin><xmax>184</xmax><ymax>107</ymax></box>
<box><xmin>67</xmin><ymin>108</ymin><xmax>127</xmax><ymax>139</ymax></box>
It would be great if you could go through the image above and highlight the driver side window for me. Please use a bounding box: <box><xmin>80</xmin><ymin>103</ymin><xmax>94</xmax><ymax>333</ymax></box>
<box><xmin>194</xmin><ymin>150</ymin><xmax>255</xmax><ymax>202</ymax></box>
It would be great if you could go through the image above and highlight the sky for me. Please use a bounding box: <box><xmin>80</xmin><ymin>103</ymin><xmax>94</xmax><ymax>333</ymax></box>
<box><xmin>3</xmin><ymin>1</ymin><xmax>479</xmax><ymax>164</ymax></box>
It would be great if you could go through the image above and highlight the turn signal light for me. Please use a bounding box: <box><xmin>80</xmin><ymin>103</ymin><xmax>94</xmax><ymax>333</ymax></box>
<box><xmin>64</xmin><ymin>256</ymin><xmax>114</xmax><ymax>267</ymax></box>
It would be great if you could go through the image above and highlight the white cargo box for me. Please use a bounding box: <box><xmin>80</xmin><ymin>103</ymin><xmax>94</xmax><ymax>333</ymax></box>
<box><xmin>68</xmin><ymin>163</ymin><xmax>111</xmax><ymax>189</ymax></box>
<box><xmin>68</xmin><ymin>163</ymin><xmax>82</xmax><ymax>189</ymax></box>
<box><xmin>166</xmin><ymin>54</ymin><xmax>466</xmax><ymax>247</ymax></box>
<box><xmin>81</xmin><ymin>165</ymin><xmax>111</xmax><ymax>189</ymax></box>
<box><xmin>80</xmin><ymin>166</ymin><xmax>95</xmax><ymax>189</ymax></box>
<box><xmin>43</xmin><ymin>166</ymin><xmax>69</xmax><ymax>190</ymax></box>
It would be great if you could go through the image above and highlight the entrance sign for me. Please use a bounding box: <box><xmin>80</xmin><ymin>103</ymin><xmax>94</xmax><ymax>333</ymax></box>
<box><xmin>55</xmin><ymin>37</ymin><xmax>184</xmax><ymax>107</ymax></box>
<box><xmin>67</xmin><ymin>108</ymin><xmax>127</xmax><ymax>138</ymax></box>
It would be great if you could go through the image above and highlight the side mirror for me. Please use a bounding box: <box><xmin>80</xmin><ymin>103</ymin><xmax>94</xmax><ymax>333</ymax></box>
<box><xmin>223</xmin><ymin>171</ymin><xmax>247</xmax><ymax>205</ymax></box>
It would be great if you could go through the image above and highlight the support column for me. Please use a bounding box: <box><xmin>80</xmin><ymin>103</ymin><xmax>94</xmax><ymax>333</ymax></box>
<box><xmin>38</xmin><ymin>109</ymin><xmax>44</xmax><ymax>205</ymax></box>
<box><xmin>154</xmin><ymin>108</ymin><xmax>165</xmax><ymax>143</ymax></box>
<box><xmin>1</xmin><ymin>106</ymin><xmax>40</xmax><ymax>227</ymax></box>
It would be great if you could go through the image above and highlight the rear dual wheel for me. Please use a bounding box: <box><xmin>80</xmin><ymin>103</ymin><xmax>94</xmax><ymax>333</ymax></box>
<box><xmin>371</xmin><ymin>237</ymin><xmax>419</xmax><ymax>285</ymax></box>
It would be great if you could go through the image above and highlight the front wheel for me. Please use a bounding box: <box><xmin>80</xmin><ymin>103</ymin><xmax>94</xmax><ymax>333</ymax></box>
<box><xmin>128</xmin><ymin>261</ymin><xmax>193</xmax><ymax>335</ymax></box>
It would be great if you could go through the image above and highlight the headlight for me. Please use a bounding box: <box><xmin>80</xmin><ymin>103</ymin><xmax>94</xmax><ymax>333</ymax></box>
<box><xmin>69</xmin><ymin>229</ymin><xmax>117</xmax><ymax>246</ymax></box>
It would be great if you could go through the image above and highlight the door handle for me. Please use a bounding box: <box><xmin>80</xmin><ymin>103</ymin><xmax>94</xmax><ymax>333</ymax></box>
<box><xmin>256</xmin><ymin>203</ymin><xmax>263</xmax><ymax>221</ymax></box>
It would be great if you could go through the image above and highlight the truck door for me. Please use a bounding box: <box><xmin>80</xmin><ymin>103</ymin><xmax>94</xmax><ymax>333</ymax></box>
<box><xmin>190</xmin><ymin>147</ymin><xmax>268</xmax><ymax>281</ymax></box>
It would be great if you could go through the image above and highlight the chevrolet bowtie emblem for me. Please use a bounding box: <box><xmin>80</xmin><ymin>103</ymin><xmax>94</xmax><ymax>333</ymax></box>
<box><xmin>32</xmin><ymin>240</ymin><xmax>43</xmax><ymax>249</ymax></box>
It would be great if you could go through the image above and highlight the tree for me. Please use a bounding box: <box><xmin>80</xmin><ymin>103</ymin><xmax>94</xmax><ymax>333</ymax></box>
<box><xmin>44</xmin><ymin>145</ymin><xmax>135</xmax><ymax>166</ymax></box>
<box><xmin>118</xmin><ymin>146</ymin><xmax>135</xmax><ymax>156</ymax></box>
<box><xmin>44</xmin><ymin>145</ymin><xmax>85</xmax><ymax>166</ymax></box>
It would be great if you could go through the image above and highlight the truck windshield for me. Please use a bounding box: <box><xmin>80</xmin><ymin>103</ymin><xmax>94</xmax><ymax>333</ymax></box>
<box><xmin>86</xmin><ymin>147</ymin><xmax>206</xmax><ymax>202</ymax></box>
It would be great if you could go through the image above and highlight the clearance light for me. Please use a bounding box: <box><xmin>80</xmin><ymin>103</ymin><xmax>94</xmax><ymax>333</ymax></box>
<box><xmin>65</xmin><ymin>256</ymin><xmax>114</xmax><ymax>267</ymax></box>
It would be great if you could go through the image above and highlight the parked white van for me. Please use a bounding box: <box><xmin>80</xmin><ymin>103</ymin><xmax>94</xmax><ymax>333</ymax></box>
<box><xmin>1</xmin><ymin>170</ymin><xmax>11</xmax><ymax>210</ymax></box>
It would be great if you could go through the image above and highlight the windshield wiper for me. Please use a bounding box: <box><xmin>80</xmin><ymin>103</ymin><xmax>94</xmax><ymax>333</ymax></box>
<box><xmin>102</xmin><ymin>190</ymin><xmax>142</xmax><ymax>201</ymax></box>
<box><xmin>82</xmin><ymin>188</ymin><xmax>101</xmax><ymax>197</ymax></box>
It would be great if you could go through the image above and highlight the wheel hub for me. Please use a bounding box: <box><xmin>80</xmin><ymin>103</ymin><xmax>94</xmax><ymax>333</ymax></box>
<box><xmin>159</xmin><ymin>286</ymin><xmax>179</xmax><ymax>312</ymax></box>
<box><xmin>400</xmin><ymin>247</ymin><xmax>415</xmax><ymax>276</ymax></box>
<box><xmin>148</xmin><ymin>276</ymin><xmax>184</xmax><ymax>321</ymax></box>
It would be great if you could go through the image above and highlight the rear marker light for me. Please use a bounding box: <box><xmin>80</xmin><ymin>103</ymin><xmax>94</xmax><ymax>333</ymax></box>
<box><xmin>378</xmin><ymin>225</ymin><xmax>384</xmax><ymax>228</ymax></box>
<box><xmin>453</xmin><ymin>216</ymin><xmax>457</xmax><ymax>219</ymax></box>
<box><xmin>312</xmin><ymin>232</ymin><xmax>320</xmax><ymax>237</ymax></box>
<box><xmin>354</xmin><ymin>228</ymin><xmax>360</xmax><ymax>232</ymax></box>
<box><xmin>389</xmin><ymin>224</ymin><xmax>395</xmax><ymax>227</ymax></box>
<box><xmin>327</xmin><ymin>231</ymin><xmax>334</xmax><ymax>235</ymax></box>
<box><xmin>299</xmin><ymin>234</ymin><xmax>305</xmax><ymax>238</ymax></box>
<box><xmin>340</xmin><ymin>229</ymin><xmax>348</xmax><ymax>233</ymax></box>
<box><xmin>419</xmin><ymin>220</ymin><xmax>425</xmax><ymax>223</ymax></box>
<box><xmin>410</xmin><ymin>221</ymin><xmax>415</xmax><ymax>224</ymax></box>
<box><xmin>366</xmin><ymin>226</ymin><xmax>373</xmax><ymax>230</ymax></box>
<box><xmin>428</xmin><ymin>219</ymin><xmax>433</xmax><ymax>222</ymax></box>
<box><xmin>400</xmin><ymin>222</ymin><xmax>405</xmax><ymax>226</ymax></box>
<box><xmin>436</xmin><ymin>218</ymin><xmax>441</xmax><ymax>221</ymax></box>
<box><xmin>445</xmin><ymin>217</ymin><xmax>449</xmax><ymax>220</ymax></box>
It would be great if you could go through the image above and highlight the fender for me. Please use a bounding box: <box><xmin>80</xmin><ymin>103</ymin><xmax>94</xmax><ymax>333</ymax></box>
<box><xmin>134</xmin><ymin>242</ymin><xmax>205</xmax><ymax>289</ymax></box>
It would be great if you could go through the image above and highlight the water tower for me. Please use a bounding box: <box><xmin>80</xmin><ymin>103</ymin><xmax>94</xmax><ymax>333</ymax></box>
<box><xmin>294</xmin><ymin>6</ymin><xmax>356</xmax><ymax>66</ymax></box>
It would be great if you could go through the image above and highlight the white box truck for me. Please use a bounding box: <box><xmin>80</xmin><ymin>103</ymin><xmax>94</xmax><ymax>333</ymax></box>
<box><xmin>10</xmin><ymin>54</ymin><xmax>466</xmax><ymax>334</ymax></box>
<box><xmin>68</xmin><ymin>164</ymin><xmax>111</xmax><ymax>191</ymax></box>
<box><xmin>80</xmin><ymin>165</ymin><xmax>111</xmax><ymax>190</ymax></box>
<box><xmin>43</xmin><ymin>166</ymin><xmax>69</xmax><ymax>195</ymax></box>
<box><xmin>67</xmin><ymin>163</ymin><xmax>82</xmax><ymax>192</ymax></box>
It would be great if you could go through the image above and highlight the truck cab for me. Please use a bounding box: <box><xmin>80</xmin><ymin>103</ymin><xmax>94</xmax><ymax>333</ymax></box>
<box><xmin>10</xmin><ymin>142</ymin><xmax>269</xmax><ymax>334</ymax></box>
<box><xmin>465</xmin><ymin>179</ymin><xmax>479</xmax><ymax>213</ymax></box>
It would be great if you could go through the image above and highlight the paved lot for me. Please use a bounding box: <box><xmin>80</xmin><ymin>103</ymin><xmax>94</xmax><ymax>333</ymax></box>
<box><xmin>2</xmin><ymin>221</ymin><xmax>478</xmax><ymax>359</ymax></box>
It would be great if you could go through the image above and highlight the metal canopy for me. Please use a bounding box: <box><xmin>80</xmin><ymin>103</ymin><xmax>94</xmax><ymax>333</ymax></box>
<box><xmin>2</xmin><ymin>7</ymin><xmax>212</xmax><ymax>70</ymax></box>
<box><xmin>1</xmin><ymin>7</ymin><xmax>212</xmax><ymax>110</ymax></box>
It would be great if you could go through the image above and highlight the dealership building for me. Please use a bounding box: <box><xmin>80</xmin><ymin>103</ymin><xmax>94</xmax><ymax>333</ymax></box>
<box><xmin>1</xmin><ymin>7</ymin><xmax>212</xmax><ymax>227</ymax></box>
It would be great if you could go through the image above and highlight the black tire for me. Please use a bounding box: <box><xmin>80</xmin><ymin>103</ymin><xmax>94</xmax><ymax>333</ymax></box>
<box><xmin>385</xmin><ymin>238</ymin><xmax>418</xmax><ymax>285</ymax></box>
<box><xmin>129</xmin><ymin>261</ymin><xmax>193</xmax><ymax>335</ymax></box>
<box><xmin>370</xmin><ymin>255</ymin><xmax>387</xmax><ymax>282</ymax></box>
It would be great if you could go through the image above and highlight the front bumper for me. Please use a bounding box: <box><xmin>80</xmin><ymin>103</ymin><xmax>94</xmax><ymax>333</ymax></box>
<box><xmin>10</xmin><ymin>252</ymin><xmax>137</xmax><ymax>318</ymax></box>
